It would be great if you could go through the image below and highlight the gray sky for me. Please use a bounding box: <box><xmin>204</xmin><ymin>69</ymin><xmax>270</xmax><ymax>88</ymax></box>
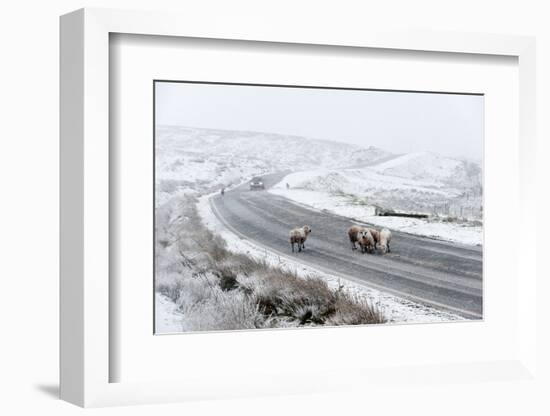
<box><xmin>155</xmin><ymin>82</ymin><xmax>483</xmax><ymax>161</ymax></box>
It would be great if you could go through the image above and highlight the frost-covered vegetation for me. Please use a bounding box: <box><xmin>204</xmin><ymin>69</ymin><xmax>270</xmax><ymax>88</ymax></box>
<box><xmin>155</xmin><ymin>195</ymin><xmax>385</xmax><ymax>332</ymax></box>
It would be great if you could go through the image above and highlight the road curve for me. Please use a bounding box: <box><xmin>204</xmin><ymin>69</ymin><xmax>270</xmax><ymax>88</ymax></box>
<box><xmin>211</xmin><ymin>172</ymin><xmax>483</xmax><ymax>319</ymax></box>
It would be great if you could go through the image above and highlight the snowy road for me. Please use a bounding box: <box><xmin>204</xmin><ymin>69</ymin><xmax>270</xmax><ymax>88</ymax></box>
<box><xmin>210</xmin><ymin>173</ymin><xmax>483</xmax><ymax>319</ymax></box>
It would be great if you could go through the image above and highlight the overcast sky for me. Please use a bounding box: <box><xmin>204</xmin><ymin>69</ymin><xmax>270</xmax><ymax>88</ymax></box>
<box><xmin>155</xmin><ymin>82</ymin><xmax>483</xmax><ymax>161</ymax></box>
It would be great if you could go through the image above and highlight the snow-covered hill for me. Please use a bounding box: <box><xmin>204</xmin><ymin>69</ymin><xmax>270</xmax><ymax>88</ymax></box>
<box><xmin>155</xmin><ymin>125</ymin><xmax>393</xmax><ymax>204</ymax></box>
<box><xmin>270</xmin><ymin>152</ymin><xmax>483</xmax><ymax>245</ymax></box>
<box><xmin>272</xmin><ymin>151</ymin><xmax>482</xmax><ymax>219</ymax></box>
<box><xmin>370</xmin><ymin>151</ymin><xmax>482</xmax><ymax>190</ymax></box>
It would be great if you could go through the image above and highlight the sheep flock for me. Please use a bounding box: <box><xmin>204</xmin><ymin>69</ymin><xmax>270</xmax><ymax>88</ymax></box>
<box><xmin>289</xmin><ymin>224</ymin><xmax>392</xmax><ymax>255</ymax></box>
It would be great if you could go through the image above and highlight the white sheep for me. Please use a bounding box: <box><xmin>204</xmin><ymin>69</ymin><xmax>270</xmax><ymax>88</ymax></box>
<box><xmin>347</xmin><ymin>225</ymin><xmax>363</xmax><ymax>251</ymax></box>
<box><xmin>367</xmin><ymin>228</ymin><xmax>380</xmax><ymax>250</ymax></box>
<box><xmin>348</xmin><ymin>226</ymin><xmax>375</xmax><ymax>254</ymax></box>
<box><xmin>358</xmin><ymin>229</ymin><xmax>376</xmax><ymax>254</ymax></box>
<box><xmin>289</xmin><ymin>225</ymin><xmax>312</xmax><ymax>253</ymax></box>
<box><xmin>378</xmin><ymin>228</ymin><xmax>392</xmax><ymax>253</ymax></box>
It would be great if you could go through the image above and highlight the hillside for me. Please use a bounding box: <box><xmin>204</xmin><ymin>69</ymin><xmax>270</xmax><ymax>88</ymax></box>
<box><xmin>273</xmin><ymin>151</ymin><xmax>482</xmax><ymax>219</ymax></box>
<box><xmin>269</xmin><ymin>151</ymin><xmax>483</xmax><ymax>245</ymax></box>
<box><xmin>370</xmin><ymin>151</ymin><xmax>482</xmax><ymax>190</ymax></box>
<box><xmin>155</xmin><ymin>126</ymin><xmax>393</xmax><ymax>205</ymax></box>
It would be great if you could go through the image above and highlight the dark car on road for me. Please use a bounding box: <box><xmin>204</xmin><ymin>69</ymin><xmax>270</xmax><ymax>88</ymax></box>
<box><xmin>249</xmin><ymin>177</ymin><xmax>265</xmax><ymax>190</ymax></box>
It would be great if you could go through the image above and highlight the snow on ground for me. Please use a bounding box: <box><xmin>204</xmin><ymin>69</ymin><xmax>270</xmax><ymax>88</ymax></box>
<box><xmin>155</xmin><ymin>126</ymin><xmax>393</xmax><ymax>205</ymax></box>
<box><xmin>368</xmin><ymin>151</ymin><xmax>475</xmax><ymax>184</ymax></box>
<box><xmin>269</xmin><ymin>187</ymin><xmax>482</xmax><ymax>246</ymax></box>
<box><xmin>270</xmin><ymin>152</ymin><xmax>483</xmax><ymax>247</ymax></box>
<box><xmin>197</xmin><ymin>194</ymin><xmax>463</xmax><ymax>324</ymax></box>
<box><xmin>364</xmin><ymin>216</ymin><xmax>482</xmax><ymax>246</ymax></box>
<box><xmin>155</xmin><ymin>292</ymin><xmax>185</xmax><ymax>333</ymax></box>
<box><xmin>269</xmin><ymin>150</ymin><xmax>483</xmax><ymax>221</ymax></box>
<box><xmin>155</xmin><ymin>128</ymin><xmax>477</xmax><ymax>324</ymax></box>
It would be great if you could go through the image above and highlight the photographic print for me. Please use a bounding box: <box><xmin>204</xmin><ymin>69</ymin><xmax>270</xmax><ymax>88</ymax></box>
<box><xmin>154</xmin><ymin>81</ymin><xmax>483</xmax><ymax>334</ymax></box>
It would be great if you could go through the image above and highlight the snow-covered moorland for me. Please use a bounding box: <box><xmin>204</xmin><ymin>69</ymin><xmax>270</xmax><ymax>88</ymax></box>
<box><xmin>154</xmin><ymin>126</ymin><xmax>476</xmax><ymax>331</ymax></box>
<box><xmin>270</xmin><ymin>151</ymin><xmax>483</xmax><ymax>246</ymax></box>
<box><xmin>155</xmin><ymin>125</ymin><xmax>392</xmax><ymax>205</ymax></box>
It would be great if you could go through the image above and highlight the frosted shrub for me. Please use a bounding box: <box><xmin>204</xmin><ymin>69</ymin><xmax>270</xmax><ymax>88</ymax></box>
<box><xmin>180</xmin><ymin>291</ymin><xmax>265</xmax><ymax>332</ymax></box>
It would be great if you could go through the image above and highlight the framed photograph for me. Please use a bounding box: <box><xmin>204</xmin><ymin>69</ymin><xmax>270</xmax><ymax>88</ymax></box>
<box><xmin>153</xmin><ymin>80</ymin><xmax>483</xmax><ymax>334</ymax></box>
<box><xmin>60</xmin><ymin>8</ymin><xmax>537</xmax><ymax>407</ymax></box>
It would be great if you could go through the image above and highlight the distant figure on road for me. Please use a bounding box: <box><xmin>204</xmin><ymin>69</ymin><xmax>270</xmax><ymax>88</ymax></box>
<box><xmin>221</xmin><ymin>187</ymin><xmax>225</xmax><ymax>196</ymax></box>
<box><xmin>286</xmin><ymin>183</ymin><xmax>290</xmax><ymax>190</ymax></box>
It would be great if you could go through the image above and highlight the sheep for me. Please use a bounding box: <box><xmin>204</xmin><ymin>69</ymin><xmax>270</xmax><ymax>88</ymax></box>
<box><xmin>378</xmin><ymin>228</ymin><xmax>392</xmax><ymax>253</ymax></box>
<box><xmin>358</xmin><ymin>229</ymin><xmax>376</xmax><ymax>254</ymax></box>
<box><xmin>348</xmin><ymin>226</ymin><xmax>375</xmax><ymax>254</ymax></box>
<box><xmin>367</xmin><ymin>228</ymin><xmax>380</xmax><ymax>250</ymax></box>
<box><xmin>290</xmin><ymin>225</ymin><xmax>312</xmax><ymax>253</ymax></box>
<box><xmin>347</xmin><ymin>225</ymin><xmax>363</xmax><ymax>251</ymax></box>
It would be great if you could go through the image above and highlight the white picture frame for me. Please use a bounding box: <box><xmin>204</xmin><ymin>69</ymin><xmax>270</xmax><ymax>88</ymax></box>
<box><xmin>60</xmin><ymin>8</ymin><xmax>537</xmax><ymax>407</ymax></box>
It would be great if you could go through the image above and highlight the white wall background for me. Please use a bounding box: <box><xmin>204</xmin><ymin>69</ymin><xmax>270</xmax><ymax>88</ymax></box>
<box><xmin>0</xmin><ymin>1</ymin><xmax>548</xmax><ymax>415</ymax></box>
